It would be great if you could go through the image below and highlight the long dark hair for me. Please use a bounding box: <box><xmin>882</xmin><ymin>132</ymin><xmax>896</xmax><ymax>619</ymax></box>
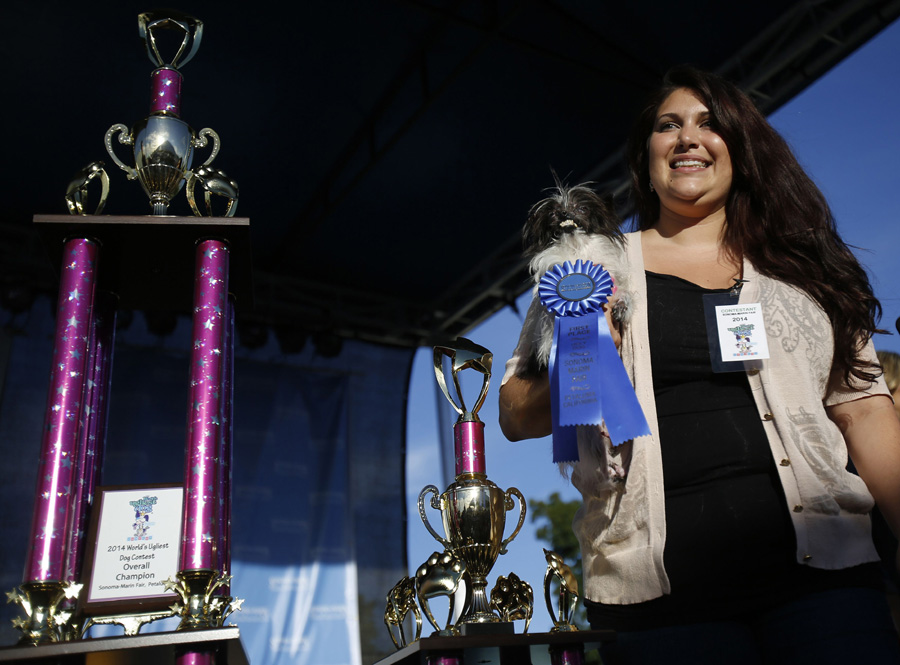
<box><xmin>627</xmin><ymin>65</ymin><xmax>882</xmax><ymax>387</ymax></box>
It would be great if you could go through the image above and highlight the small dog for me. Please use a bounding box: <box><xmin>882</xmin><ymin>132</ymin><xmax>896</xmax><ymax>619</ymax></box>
<box><xmin>517</xmin><ymin>178</ymin><xmax>632</xmax><ymax>377</ymax></box>
<box><xmin>514</xmin><ymin>177</ymin><xmax>635</xmax><ymax>483</ymax></box>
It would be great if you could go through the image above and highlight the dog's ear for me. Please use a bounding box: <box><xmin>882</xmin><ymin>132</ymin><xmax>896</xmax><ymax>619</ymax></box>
<box><xmin>564</xmin><ymin>186</ymin><xmax>621</xmax><ymax>239</ymax></box>
<box><xmin>590</xmin><ymin>191</ymin><xmax>619</xmax><ymax>225</ymax></box>
<box><xmin>522</xmin><ymin>194</ymin><xmax>559</xmax><ymax>259</ymax></box>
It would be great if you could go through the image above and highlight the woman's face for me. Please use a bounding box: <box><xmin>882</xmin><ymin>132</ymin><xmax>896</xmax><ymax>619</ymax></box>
<box><xmin>648</xmin><ymin>87</ymin><xmax>733</xmax><ymax>221</ymax></box>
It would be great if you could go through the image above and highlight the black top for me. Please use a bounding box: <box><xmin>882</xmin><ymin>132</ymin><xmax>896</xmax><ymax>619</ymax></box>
<box><xmin>586</xmin><ymin>271</ymin><xmax>879</xmax><ymax>630</ymax></box>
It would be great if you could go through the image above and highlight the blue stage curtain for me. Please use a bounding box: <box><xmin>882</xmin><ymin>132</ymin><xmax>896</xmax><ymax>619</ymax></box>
<box><xmin>0</xmin><ymin>299</ymin><xmax>411</xmax><ymax>664</ymax></box>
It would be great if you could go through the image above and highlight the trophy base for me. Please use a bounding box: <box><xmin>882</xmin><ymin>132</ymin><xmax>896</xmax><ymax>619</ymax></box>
<box><xmin>459</xmin><ymin>621</ymin><xmax>515</xmax><ymax>637</ymax></box>
<box><xmin>166</xmin><ymin>569</ymin><xmax>242</xmax><ymax>631</ymax></box>
<box><xmin>8</xmin><ymin>580</ymin><xmax>83</xmax><ymax>645</ymax></box>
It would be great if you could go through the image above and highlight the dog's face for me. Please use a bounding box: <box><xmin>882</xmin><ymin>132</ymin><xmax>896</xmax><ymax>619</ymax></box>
<box><xmin>523</xmin><ymin>184</ymin><xmax>621</xmax><ymax>257</ymax></box>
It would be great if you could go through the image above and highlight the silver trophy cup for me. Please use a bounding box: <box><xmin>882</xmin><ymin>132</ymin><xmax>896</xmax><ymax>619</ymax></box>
<box><xmin>105</xmin><ymin>117</ymin><xmax>219</xmax><ymax>215</ymax></box>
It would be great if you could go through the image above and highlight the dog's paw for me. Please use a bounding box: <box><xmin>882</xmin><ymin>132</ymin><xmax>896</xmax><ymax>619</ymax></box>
<box><xmin>611</xmin><ymin>292</ymin><xmax>632</xmax><ymax>323</ymax></box>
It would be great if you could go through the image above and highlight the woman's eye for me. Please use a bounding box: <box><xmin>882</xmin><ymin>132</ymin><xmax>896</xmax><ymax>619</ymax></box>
<box><xmin>658</xmin><ymin>121</ymin><xmax>677</xmax><ymax>131</ymax></box>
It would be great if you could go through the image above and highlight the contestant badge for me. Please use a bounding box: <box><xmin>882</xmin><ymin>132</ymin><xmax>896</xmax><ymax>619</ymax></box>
<box><xmin>539</xmin><ymin>261</ymin><xmax>650</xmax><ymax>462</ymax></box>
<box><xmin>714</xmin><ymin>303</ymin><xmax>770</xmax><ymax>362</ymax></box>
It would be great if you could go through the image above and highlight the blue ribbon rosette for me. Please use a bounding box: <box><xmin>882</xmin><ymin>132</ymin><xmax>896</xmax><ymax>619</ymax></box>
<box><xmin>539</xmin><ymin>260</ymin><xmax>650</xmax><ymax>463</ymax></box>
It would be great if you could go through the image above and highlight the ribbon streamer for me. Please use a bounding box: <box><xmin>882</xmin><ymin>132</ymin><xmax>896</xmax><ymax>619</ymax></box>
<box><xmin>539</xmin><ymin>260</ymin><xmax>650</xmax><ymax>463</ymax></box>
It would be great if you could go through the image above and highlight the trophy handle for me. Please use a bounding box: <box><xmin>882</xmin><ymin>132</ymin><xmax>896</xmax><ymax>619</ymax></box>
<box><xmin>186</xmin><ymin>167</ymin><xmax>239</xmax><ymax>218</ymax></box>
<box><xmin>432</xmin><ymin>353</ymin><xmax>463</xmax><ymax>416</ymax></box>
<box><xmin>65</xmin><ymin>161</ymin><xmax>110</xmax><ymax>216</ymax></box>
<box><xmin>499</xmin><ymin>487</ymin><xmax>526</xmax><ymax>555</ymax></box>
<box><xmin>185</xmin><ymin>171</ymin><xmax>202</xmax><ymax>217</ymax></box>
<box><xmin>104</xmin><ymin>124</ymin><xmax>138</xmax><ymax>180</ymax></box>
<box><xmin>543</xmin><ymin>566</ymin><xmax>556</xmax><ymax>622</ymax></box>
<box><xmin>192</xmin><ymin>127</ymin><xmax>220</xmax><ymax>167</ymax></box>
<box><xmin>417</xmin><ymin>485</ymin><xmax>450</xmax><ymax>549</ymax></box>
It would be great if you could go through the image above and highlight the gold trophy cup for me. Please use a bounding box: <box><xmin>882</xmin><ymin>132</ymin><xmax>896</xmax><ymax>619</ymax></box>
<box><xmin>418</xmin><ymin>339</ymin><xmax>526</xmax><ymax>625</ymax></box>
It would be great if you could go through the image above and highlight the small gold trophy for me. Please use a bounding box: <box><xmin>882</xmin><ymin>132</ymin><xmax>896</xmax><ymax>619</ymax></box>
<box><xmin>418</xmin><ymin>338</ymin><xmax>527</xmax><ymax>627</ymax></box>
<box><xmin>543</xmin><ymin>549</ymin><xmax>579</xmax><ymax>632</ymax></box>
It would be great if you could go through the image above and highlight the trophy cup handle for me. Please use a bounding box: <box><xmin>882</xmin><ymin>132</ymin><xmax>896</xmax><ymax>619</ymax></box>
<box><xmin>417</xmin><ymin>485</ymin><xmax>450</xmax><ymax>549</ymax></box>
<box><xmin>104</xmin><ymin>124</ymin><xmax>138</xmax><ymax>180</ymax></box>
<box><xmin>499</xmin><ymin>487</ymin><xmax>527</xmax><ymax>555</ymax></box>
<box><xmin>192</xmin><ymin>127</ymin><xmax>221</xmax><ymax>167</ymax></box>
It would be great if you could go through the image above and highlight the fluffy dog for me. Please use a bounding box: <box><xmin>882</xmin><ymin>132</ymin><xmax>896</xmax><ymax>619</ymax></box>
<box><xmin>517</xmin><ymin>179</ymin><xmax>631</xmax><ymax>377</ymax></box>
<box><xmin>513</xmin><ymin>178</ymin><xmax>635</xmax><ymax>482</ymax></box>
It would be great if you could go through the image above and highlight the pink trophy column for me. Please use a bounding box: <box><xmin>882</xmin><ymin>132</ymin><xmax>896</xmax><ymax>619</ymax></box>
<box><xmin>25</xmin><ymin>238</ymin><xmax>99</xmax><ymax>583</ymax></box>
<box><xmin>150</xmin><ymin>66</ymin><xmax>183</xmax><ymax>116</ymax></box>
<box><xmin>454</xmin><ymin>420</ymin><xmax>486</xmax><ymax>477</ymax></box>
<box><xmin>215</xmin><ymin>295</ymin><xmax>235</xmax><ymax>591</ymax></box>
<box><xmin>181</xmin><ymin>240</ymin><xmax>230</xmax><ymax>572</ymax></box>
<box><xmin>550</xmin><ymin>646</ymin><xmax>585</xmax><ymax>665</ymax></box>
<box><xmin>64</xmin><ymin>290</ymin><xmax>117</xmax><ymax>583</ymax></box>
<box><xmin>177</xmin><ymin>650</ymin><xmax>215</xmax><ymax>665</ymax></box>
<box><xmin>427</xmin><ymin>655</ymin><xmax>462</xmax><ymax>665</ymax></box>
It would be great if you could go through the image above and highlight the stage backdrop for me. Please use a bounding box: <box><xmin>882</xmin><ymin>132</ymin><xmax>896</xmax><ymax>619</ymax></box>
<box><xmin>0</xmin><ymin>297</ymin><xmax>412</xmax><ymax>665</ymax></box>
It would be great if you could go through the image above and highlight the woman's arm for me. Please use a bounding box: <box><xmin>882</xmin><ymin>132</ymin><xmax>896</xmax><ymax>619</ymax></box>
<box><xmin>828</xmin><ymin>394</ymin><xmax>900</xmax><ymax>544</ymax></box>
<box><xmin>498</xmin><ymin>372</ymin><xmax>552</xmax><ymax>442</ymax></box>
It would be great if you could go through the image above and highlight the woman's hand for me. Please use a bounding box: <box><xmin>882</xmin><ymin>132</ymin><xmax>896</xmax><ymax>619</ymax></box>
<box><xmin>604</xmin><ymin>298</ymin><xmax>623</xmax><ymax>349</ymax></box>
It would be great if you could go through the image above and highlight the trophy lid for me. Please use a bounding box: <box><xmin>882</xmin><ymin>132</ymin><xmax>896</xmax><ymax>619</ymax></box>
<box><xmin>433</xmin><ymin>337</ymin><xmax>492</xmax><ymax>423</ymax></box>
<box><xmin>138</xmin><ymin>11</ymin><xmax>204</xmax><ymax>70</ymax></box>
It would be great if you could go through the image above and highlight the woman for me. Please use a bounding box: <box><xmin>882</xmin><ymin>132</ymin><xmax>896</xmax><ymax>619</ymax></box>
<box><xmin>499</xmin><ymin>66</ymin><xmax>900</xmax><ymax>664</ymax></box>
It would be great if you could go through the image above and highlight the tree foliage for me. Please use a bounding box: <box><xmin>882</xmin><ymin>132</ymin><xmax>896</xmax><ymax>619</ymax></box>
<box><xmin>531</xmin><ymin>492</ymin><xmax>581</xmax><ymax>566</ymax></box>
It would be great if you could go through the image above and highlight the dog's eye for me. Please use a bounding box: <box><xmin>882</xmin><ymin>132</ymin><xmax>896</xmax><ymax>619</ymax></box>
<box><xmin>576</xmin><ymin>206</ymin><xmax>587</xmax><ymax>214</ymax></box>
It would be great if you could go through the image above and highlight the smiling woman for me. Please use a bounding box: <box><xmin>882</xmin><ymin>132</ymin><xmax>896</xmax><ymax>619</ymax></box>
<box><xmin>499</xmin><ymin>65</ymin><xmax>900</xmax><ymax>665</ymax></box>
<box><xmin>629</xmin><ymin>66</ymin><xmax>884</xmax><ymax>389</ymax></box>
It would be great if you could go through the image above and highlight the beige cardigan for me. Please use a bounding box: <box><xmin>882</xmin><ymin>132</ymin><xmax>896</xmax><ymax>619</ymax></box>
<box><xmin>502</xmin><ymin>231</ymin><xmax>889</xmax><ymax>605</ymax></box>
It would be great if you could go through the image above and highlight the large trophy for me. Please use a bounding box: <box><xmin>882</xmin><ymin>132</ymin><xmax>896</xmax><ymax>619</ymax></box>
<box><xmin>9</xmin><ymin>11</ymin><xmax>242</xmax><ymax>651</ymax></box>
<box><xmin>417</xmin><ymin>339</ymin><xmax>527</xmax><ymax>628</ymax></box>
